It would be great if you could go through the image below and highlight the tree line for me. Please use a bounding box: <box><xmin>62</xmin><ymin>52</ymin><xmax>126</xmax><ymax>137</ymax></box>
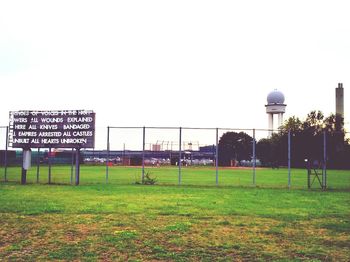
<box><xmin>218</xmin><ymin>111</ymin><xmax>350</xmax><ymax>169</ymax></box>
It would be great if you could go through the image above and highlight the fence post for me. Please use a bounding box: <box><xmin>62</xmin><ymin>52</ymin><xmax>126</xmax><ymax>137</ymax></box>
<box><xmin>142</xmin><ymin>126</ymin><xmax>145</xmax><ymax>183</ymax></box>
<box><xmin>252</xmin><ymin>128</ymin><xmax>256</xmax><ymax>186</ymax></box>
<box><xmin>36</xmin><ymin>148</ymin><xmax>40</xmax><ymax>183</ymax></box>
<box><xmin>4</xmin><ymin>126</ymin><xmax>8</xmax><ymax>182</ymax></box>
<box><xmin>75</xmin><ymin>148</ymin><xmax>80</xmax><ymax>186</ymax></box>
<box><xmin>288</xmin><ymin>129</ymin><xmax>291</xmax><ymax>189</ymax></box>
<box><xmin>178</xmin><ymin>127</ymin><xmax>182</xmax><ymax>185</ymax></box>
<box><xmin>106</xmin><ymin>126</ymin><xmax>110</xmax><ymax>184</ymax></box>
<box><xmin>71</xmin><ymin>148</ymin><xmax>74</xmax><ymax>185</ymax></box>
<box><xmin>216</xmin><ymin>128</ymin><xmax>219</xmax><ymax>185</ymax></box>
<box><xmin>322</xmin><ymin>130</ymin><xmax>327</xmax><ymax>190</ymax></box>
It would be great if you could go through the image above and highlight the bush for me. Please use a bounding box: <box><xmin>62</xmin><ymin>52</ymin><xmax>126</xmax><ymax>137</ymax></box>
<box><xmin>135</xmin><ymin>171</ymin><xmax>157</xmax><ymax>185</ymax></box>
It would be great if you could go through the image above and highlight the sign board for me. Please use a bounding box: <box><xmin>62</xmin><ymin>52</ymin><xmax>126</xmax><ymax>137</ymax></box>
<box><xmin>9</xmin><ymin>110</ymin><xmax>95</xmax><ymax>148</ymax></box>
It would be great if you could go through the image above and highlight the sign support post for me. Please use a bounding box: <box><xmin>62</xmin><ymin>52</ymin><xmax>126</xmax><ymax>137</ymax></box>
<box><xmin>75</xmin><ymin>148</ymin><xmax>80</xmax><ymax>185</ymax></box>
<box><xmin>21</xmin><ymin>166</ymin><xmax>27</xmax><ymax>184</ymax></box>
<box><xmin>22</xmin><ymin>148</ymin><xmax>31</xmax><ymax>184</ymax></box>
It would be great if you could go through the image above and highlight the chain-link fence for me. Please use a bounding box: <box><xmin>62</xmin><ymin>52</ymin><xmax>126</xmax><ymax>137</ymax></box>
<box><xmin>1</xmin><ymin>126</ymin><xmax>349</xmax><ymax>189</ymax></box>
<box><xmin>103</xmin><ymin>126</ymin><xmax>350</xmax><ymax>189</ymax></box>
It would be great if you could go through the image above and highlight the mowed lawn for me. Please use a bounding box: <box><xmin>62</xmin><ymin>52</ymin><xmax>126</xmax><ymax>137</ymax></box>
<box><xmin>2</xmin><ymin>165</ymin><xmax>350</xmax><ymax>189</ymax></box>
<box><xmin>0</xmin><ymin>166</ymin><xmax>349</xmax><ymax>261</ymax></box>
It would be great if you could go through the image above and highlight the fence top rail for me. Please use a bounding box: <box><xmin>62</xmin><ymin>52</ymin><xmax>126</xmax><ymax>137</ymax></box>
<box><xmin>108</xmin><ymin>126</ymin><xmax>279</xmax><ymax>132</ymax></box>
<box><xmin>108</xmin><ymin>126</ymin><xmax>178</xmax><ymax>129</ymax></box>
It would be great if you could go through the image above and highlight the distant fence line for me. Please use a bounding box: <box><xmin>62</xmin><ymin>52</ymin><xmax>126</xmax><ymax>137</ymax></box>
<box><xmin>105</xmin><ymin>126</ymin><xmax>331</xmax><ymax>188</ymax></box>
<box><xmin>1</xmin><ymin>125</ymin><xmax>349</xmax><ymax>188</ymax></box>
<box><xmin>106</xmin><ymin>126</ymin><xmax>276</xmax><ymax>186</ymax></box>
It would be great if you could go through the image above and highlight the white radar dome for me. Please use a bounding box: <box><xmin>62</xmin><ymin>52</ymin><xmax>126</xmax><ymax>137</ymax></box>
<box><xmin>267</xmin><ymin>89</ymin><xmax>285</xmax><ymax>104</ymax></box>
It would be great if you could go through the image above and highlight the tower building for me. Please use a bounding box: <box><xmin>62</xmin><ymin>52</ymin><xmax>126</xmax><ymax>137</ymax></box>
<box><xmin>265</xmin><ymin>89</ymin><xmax>286</xmax><ymax>137</ymax></box>
<box><xmin>335</xmin><ymin>83</ymin><xmax>344</xmax><ymax>131</ymax></box>
<box><xmin>336</xmin><ymin>83</ymin><xmax>344</xmax><ymax>118</ymax></box>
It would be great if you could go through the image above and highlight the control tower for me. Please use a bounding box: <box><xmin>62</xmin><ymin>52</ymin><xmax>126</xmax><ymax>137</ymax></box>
<box><xmin>265</xmin><ymin>89</ymin><xmax>286</xmax><ymax>137</ymax></box>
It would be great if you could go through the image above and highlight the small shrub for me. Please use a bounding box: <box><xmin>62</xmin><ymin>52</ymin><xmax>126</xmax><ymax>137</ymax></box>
<box><xmin>134</xmin><ymin>172</ymin><xmax>157</xmax><ymax>185</ymax></box>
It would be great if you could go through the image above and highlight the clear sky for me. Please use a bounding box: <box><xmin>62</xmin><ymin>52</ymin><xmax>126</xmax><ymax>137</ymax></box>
<box><xmin>0</xmin><ymin>0</ymin><xmax>349</xmax><ymax>149</ymax></box>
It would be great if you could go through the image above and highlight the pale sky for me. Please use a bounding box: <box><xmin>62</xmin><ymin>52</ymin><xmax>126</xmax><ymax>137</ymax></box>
<box><xmin>1</xmin><ymin>0</ymin><xmax>349</xmax><ymax>149</ymax></box>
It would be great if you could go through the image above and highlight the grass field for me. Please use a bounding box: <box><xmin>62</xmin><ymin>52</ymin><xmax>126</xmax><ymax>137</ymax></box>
<box><xmin>2</xmin><ymin>165</ymin><xmax>350</xmax><ymax>189</ymax></box>
<box><xmin>0</xmin><ymin>166</ymin><xmax>349</xmax><ymax>261</ymax></box>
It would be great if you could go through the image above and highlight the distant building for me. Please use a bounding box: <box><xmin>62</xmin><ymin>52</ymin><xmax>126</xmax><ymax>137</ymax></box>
<box><xmin>199</xmin><ymin>145</ymin><xmax>216</xmax><ymax>153</ymax></box>
<box><xmin>152</xmin><ymin>144</ymin><xmax>161</xmax><ymax>151</ymax></box>
<box><xmin>336</xmin><ymin>83</ymin><xmax>344</xmax><ymax>130</ymax></box>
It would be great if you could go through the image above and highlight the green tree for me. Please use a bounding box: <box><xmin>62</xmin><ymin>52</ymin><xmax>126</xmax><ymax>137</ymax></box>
<box><xmin>279</xmin><ymin>116</ymin><xmax>303</xmax><ymax>134</ymax></box>
<box><xmin>256</xmin><ymin>138</ymin><xmax>273</xmax><ymax>167</ymax></box>
<box><xmin>303</xmin><ymin>110</ymin><xmax>324</xmax><ymax>135</ymax></box>
<box><xmin>260</xmin><ymin>110</ymin><xmax>349</xmax><ymax>169</ymax></box>
<box><xmin>218</xmin><ymin>132</ymin><xmax>253</xmax><ymax>166</ymax></box>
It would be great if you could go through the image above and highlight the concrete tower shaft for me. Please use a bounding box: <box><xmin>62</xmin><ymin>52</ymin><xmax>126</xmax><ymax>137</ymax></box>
<box><xmin>336</xmin><ymin>83</ymin><xmax>344</xmax><ymax>118</ymax></box>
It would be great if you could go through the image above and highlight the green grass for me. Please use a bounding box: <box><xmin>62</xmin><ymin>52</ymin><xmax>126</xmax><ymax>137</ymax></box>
<box><xmin>0</xmin><ymin>166</ymin><xmax>349</xmax><ymax>260</ymax></box>
<box><xmin>2</xmin><ymin>165</ymin><xmax>350</xmax><ymax>189</ymax></box>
